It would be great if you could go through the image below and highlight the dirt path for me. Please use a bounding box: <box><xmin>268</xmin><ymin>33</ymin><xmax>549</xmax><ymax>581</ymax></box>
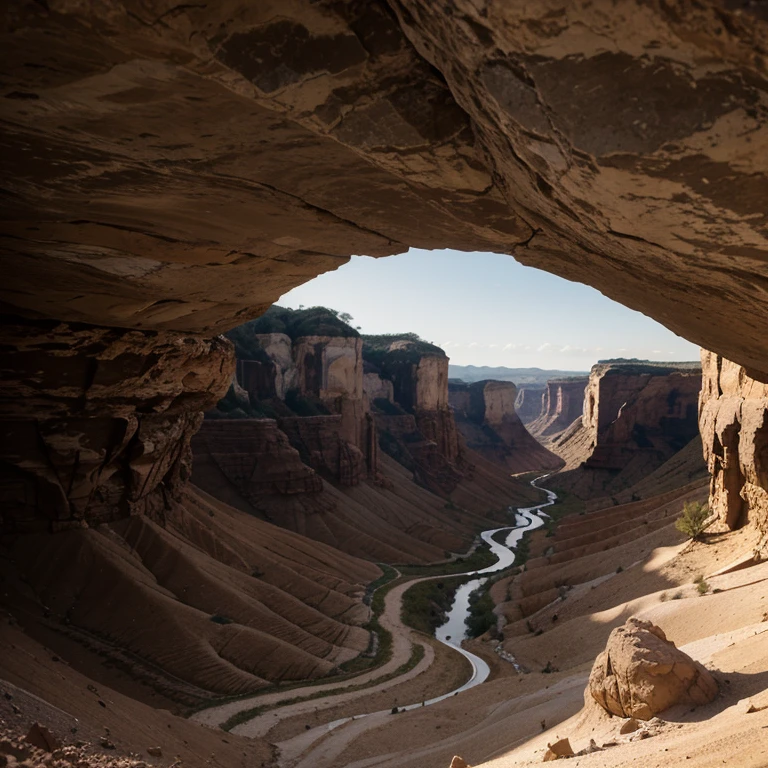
<box><xmin>191</xmin><ymin>577</ymin><xmax>453</xmax><ymax>731</ymax></box>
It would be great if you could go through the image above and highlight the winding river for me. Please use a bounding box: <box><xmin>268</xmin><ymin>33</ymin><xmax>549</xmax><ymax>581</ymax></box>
<box><xmin>319</xmin><ymin>476</ymin><xmax>557</xmax><ymax>724</ymax></box>
<box><xmin>194</xmin><ymin>476</ymin><xmax>560</xmax><ymax>766</ymax></box>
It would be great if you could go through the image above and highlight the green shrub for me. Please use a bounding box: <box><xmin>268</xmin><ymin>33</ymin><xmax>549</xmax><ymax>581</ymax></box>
<box><xmin>694</xmin><ymin>574</ymin><xmax>710</xmax><ymax>595</ymax></box>
<box><xmin>675</xmin><ymin>501</ymin><xmax>713</xmax><ymax>540</ymax></box>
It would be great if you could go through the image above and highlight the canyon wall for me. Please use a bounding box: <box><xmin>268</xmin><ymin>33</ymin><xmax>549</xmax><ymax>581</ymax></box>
<box><xmin>699</xmin><ymin>351</ymin><xmax>768</xmax><ymax>553</ymax></box>
<box><xmin>0</xmin><ymin>321</ymin><xmax>233</xmax><ymax>534</ymax></box>
<box><xmin>193</xmin><ymin>315</ymin><xmax>544</xmax><ymax>561</ymax></box>
<box><xmin>449</xmin><ymin>380</ymin><xmax>562</xmax><ymax>472</ymax></box>
<box><xmin>550</xmin><ymin>361</ymin><xmax>704</xmax><ymax>498</ymax></box>
<box><xmin>223</xmin><ymin>316</ymin><xmax>375</xmax><ymax>486</ymax></box>
<box><xmin>365</xmin><ymin>340</ymin><xmax>467</xmax><ymax>495</ymax></box>
<box><xmin>2</xmin><ymin>1</ymin><xmax>768</xmax><ymax>532</ymax></box>
<box><xmin>514</xmin><ymin>385</ymin><xmax>547</xmax><ymax>425</ymax></box>
<box><xmin>528</xmin><ymin>378</ymin><xmax>589</xmax><ymax>441</ymax></box>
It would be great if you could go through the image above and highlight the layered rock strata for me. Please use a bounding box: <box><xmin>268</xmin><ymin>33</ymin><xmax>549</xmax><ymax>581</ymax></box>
<box><xmin>550</xmin><ymin>361</ymin><xmax>703</xmax><ymax>498</ymax></box>
<box><xmin>448</xmin><ymin>380</ymin><xmax>562</xmax><ymax>472</ymax></box>
<box><xmin>514</xmin><ymin>385</ymin><xmax>547</xmax><ymax>425</ymax></box>
<box><xmin>699</xmin><ymin>350</ymin><xmax>768</xmax><ymax>552</ymax></box>
<box><xmin>2</xmin><ymin>2</ymin><xmax>767</xmax><ymax>377</ymax></box>
<box><xmin>226</xmin><ymin>320</ymin><xmax>375</xmax><ymax>485</ymax></box>
<box><xmin>528</xmin><ymin>378</ymin><xmax>589</xmax><ymax>441</ymax></box>
<box><xmin>0</xmin><ymin>321</ymin><xmax>233</xmax><ymax>533</ymax></box>
<box><xmin>365</xmin><ymin>338</ymin><xmax>469</xmax><ymax>495</ymax></box>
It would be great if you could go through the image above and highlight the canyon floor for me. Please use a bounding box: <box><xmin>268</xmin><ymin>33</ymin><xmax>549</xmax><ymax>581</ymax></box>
<box><xmin>1</xmin><ymin>458</ymin><xmax>766</xmax><ymax>768</ymax></box>
<box><xmin>182</xmin><ymin>477</ymin><xmax>767</xmax><ymax>768</ymax></box>
<box><xmin>276</xmin><ymin>533</ymin><xmax>767</xmax><ymax>768</ymax></box>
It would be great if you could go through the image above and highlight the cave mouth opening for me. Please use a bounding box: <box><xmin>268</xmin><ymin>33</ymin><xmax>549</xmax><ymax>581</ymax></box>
<box><xmin>274</xmin><ymin>249</ymin><xmax>702</xmax><ymax>375</ymax></box>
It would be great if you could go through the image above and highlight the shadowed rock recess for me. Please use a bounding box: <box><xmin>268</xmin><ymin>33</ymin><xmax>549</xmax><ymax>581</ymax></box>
<box><xmin>1</xmin><ymin>5</ymin><xmax>767</xmax><ymax>537</ymax></box>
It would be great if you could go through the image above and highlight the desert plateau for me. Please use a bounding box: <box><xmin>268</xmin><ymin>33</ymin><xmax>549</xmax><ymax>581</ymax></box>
<box><xmin>1</xmin><ymin>2</ymin><xmax>767</xmax><ymax>768</ymax></box>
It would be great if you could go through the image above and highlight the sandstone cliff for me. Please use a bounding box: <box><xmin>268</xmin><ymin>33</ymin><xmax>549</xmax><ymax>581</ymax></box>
<box><xmin>222</xmin><ymin>307</ymin><xmax>375</xmax><ymax>485</ymax></box>
<box><xmin>699</xmin><ymin>351</ymin><xmax>768</xmax><ymax>553</ymax></box>
<box><xmin>448</xmin><ymin>380</ymin><xmax>562</xmax><ymax>472</ymax></box>
<box><xmin>514</xmin><ymin>385</ymin><xmax>547</xmax><ymax>425</ymax></box>
<box><xmin>528</xmin><ymin>378</ymin><xmax>589</xmax><ymax>442</ymax></box>
<box><xmin>364</xmin><ymin>335</ymin><xmax>467</xmax><ymax>495</ymax></box>
<box><xmin>550</xmin><ymin>361</ymin><xmax>704</xmax><ymax>498</ymax></box>
<box><xmin>0</xmin><ymin>321</ymin><xmax>233</xmax><ymax>534</ymax></box>
<box><xmin>194</xmin><ymin>313</ymin><xmax>542</xmax><ymax>562</ymax></box>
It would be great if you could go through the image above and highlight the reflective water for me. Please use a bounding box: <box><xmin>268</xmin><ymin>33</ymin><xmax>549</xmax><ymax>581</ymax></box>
<box><xmin>435</xmin><ymin>479</ymin><xmax>556</xmax><ymax>652</ymax></box>
<box><xmin>302</xmin><ymin>476</ymin><xmax>558</xmax><ymax>737</ymax></box>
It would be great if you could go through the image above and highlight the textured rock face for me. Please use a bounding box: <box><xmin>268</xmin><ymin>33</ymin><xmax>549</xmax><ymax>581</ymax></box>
<box><xmin>448</xmin><ymin>380</ymin><xmax>562</xmax><ymax>472</ymax></box>
<box><xmin>589</xmin><ymin>618</ymin><xmax>718</xmax><ymax>720</ymax></box>
<box><xmin>2</xmin><ymin>1</ymin><xmax>768</xmax><ymax>383</ymax></box>
<box><xmin>0</xmin><ymin>322</ymin><xmax>232</xmax><ymax>533</ymax></box>
<box><xmin>582</xmin><ymin>364</ymin><xmax>702</xmax><ymax>470</ymax></box>
<box><xmin>514</xmin><ymin>385</ymin><xmax>547</xmax><ymax>424</ymax></box>
<box><xmin>699</xmin><ymin>350</ymin><xmax>768</xmax><ymax>550</ymax></box>
<box><xmin>368</xmin><ymin>343</ymin><xmax>469</xmax><ymax>493</ymax></box>
<box><xmin>238</xmin><ymin>333</ymin><xmax>297</xmax><ymax>400</ymax></box>
<box><xmin>230</xmin><ymin>328</ymin><xmax>373</xmax><ymax>480</ymax></box>
<box><xmin>529</xmin><ymin>378</ymin><xmax>589</xmax><ymax>440</ymax></box>
<box><xmin>551</xmin><ymin>362</ymin><xmax>703</xmax><ymax>497</ymax></box>
<box><xmin>363</xmin><ymin>371</ymin><xmax>394</xmax><ymax>403</ymax></box>
<box><xmin>191</xmin><ymin>420</ymin><xmax>324</xmax><ymax>499</ymax></box>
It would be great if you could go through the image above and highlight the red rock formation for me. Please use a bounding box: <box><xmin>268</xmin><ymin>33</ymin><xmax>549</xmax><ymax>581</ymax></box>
<box><xmin>514</xmin><ymin>385</ymin><xmax>547</xmax><ymax>425</ymax></box>
<box><xmin>551</xmin><ymin>362</ymin><xmax>703</xmax><ymax>498</ymax></box>
<box><xmin>449</xmin><ymin>380</ymin><xmax>562</xmax><ymax>472</ymax></box>
<box><xmin>0</xmin><ymin>321</ymin><xmax>233</xmax><ymax>533</ymax></box>
<box><xmin>229</xmin><ymin>326</ymin><xmax>376</xmax><ymax>483</ymax></box>
<box><xmin>699</xmin><ymin>351</ymin><xmax>768</xmax><ymax>553</ymax></box>
<box><xmin>192</xmin><ymin>420</ymin><xmax>324</xmax><ymax>498</ymax></box>
<box><xmin>529</xmin><ymin>378</ymin><xmax>589</xmax><ymax>441</ymax></box>
<box><xmin>366</xmin><ymin>341</ymin><xmax>470</xmax><ymax>494</ymax></box>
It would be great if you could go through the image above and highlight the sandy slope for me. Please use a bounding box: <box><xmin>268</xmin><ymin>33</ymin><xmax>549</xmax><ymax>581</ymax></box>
<box><xmin>0</xmin><ymin>486</ymin><xmax>383</xmax><ymax>709</ymax></box>
<box><xmin>286</xmin><ymin>518</ymin><xmax>768</xmax><ymax>768</ymax></box>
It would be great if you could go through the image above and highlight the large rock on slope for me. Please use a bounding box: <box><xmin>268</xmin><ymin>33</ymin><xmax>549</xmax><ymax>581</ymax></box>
<box><xmin>589</xmin><ymin>618</ymin><xmax>718</xmax><ymax>720</ymax></box>
<box><xmin>699</xmin><ymin>350</ymin><xmax>768</xmax><ymax>552</ymax></box>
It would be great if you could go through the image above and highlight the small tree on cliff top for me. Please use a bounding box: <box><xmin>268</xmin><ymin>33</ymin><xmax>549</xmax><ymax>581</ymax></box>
<box><xmin>675</xmin><ymin>501</ymin><xmax>713</xmax><ymax>541</ymax></box>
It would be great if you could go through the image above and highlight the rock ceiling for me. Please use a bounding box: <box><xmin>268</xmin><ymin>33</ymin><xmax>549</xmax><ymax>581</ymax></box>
<box><xmin>1</xmin><ymin>1</ymin><xmax>767</xmax><ymax>377</ymax></box>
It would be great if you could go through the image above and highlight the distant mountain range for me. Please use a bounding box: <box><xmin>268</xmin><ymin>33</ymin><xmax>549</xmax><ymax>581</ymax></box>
<box><xmin>448</xmin><ymin>365</ymin><xmax>590</xmax><ymax>386</ymax></box>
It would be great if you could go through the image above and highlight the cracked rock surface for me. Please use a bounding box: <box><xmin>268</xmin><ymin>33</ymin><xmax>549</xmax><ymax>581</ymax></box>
<box><xmin>588</xmin><ymin>617</ymin><xmax>719</xmax><ymax>720</ymax></box>
<box><xmin>1</xmin><ymin>1</ymin><xmax>767</xmax><ymax>378</ymax></box>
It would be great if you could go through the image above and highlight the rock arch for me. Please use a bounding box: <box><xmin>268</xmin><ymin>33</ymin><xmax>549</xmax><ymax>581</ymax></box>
<box><xmin>1</xmin><ymin>1</ymin><xmax>767</xmax><ymax>537</ymax></box>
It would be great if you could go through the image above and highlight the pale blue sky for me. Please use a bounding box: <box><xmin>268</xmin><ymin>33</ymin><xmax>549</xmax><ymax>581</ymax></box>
<box><xmin>278</xmin><ymin>249</ymin><xmax>700</xmax><ymax>371</ymax></box>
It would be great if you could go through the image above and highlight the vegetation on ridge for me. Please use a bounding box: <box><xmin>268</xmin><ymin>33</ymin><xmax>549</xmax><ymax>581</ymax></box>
<box><xmin>226</xmin><ymin>305</ymin><xmax>359</xmax><ymax>359</ymax></box>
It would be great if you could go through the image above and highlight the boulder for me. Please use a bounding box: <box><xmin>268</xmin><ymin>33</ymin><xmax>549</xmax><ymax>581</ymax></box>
<box><xmin>589</xmin><ymin>618</ymin><xmax>718</xmax><ymax>720</ymax></box>
<box><xmin>543</xmin><ymin>737</ymin><xmax>574</xmax><ymax>761</ymax></box>
<box><xmin>450</xmin><ymin>758</ymin><xmax>471</xmax><ymax>768</ymax></box>
<box><xmin>24</xmin><ymin>723</ymin><xmax>60</xmax><ymax>753</ymax></box>
<box><xmin>619</xmin><ymin>717</ymin><xmax>640</xmax><ymax>734</ymax></box>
